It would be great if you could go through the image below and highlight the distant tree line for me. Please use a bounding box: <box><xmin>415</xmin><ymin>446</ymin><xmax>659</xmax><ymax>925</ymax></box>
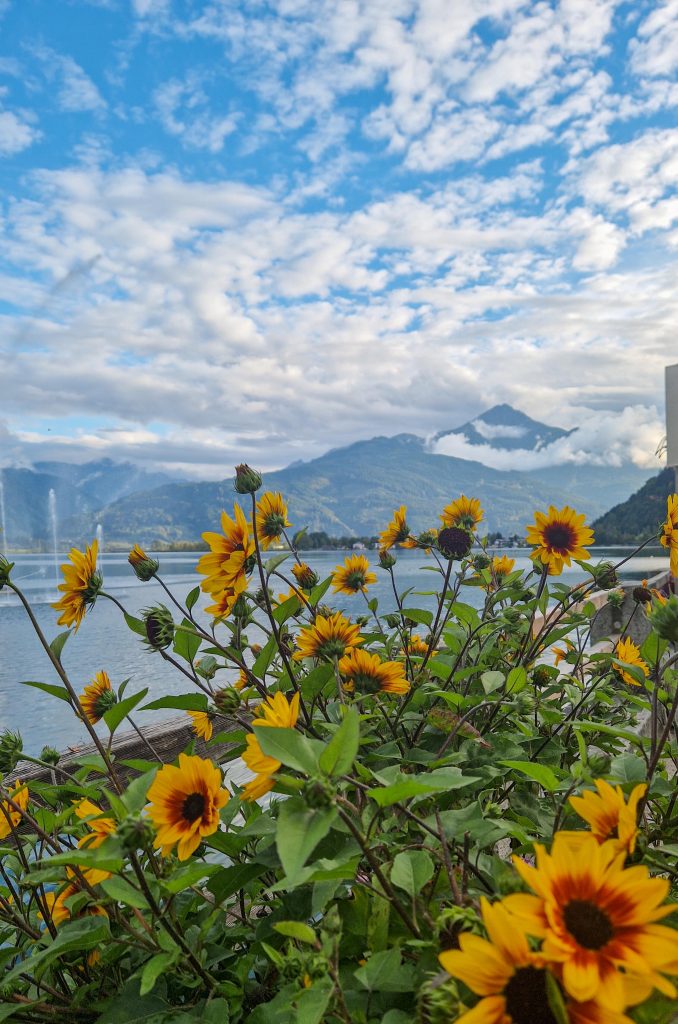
<box><xmin>292</xmin><ymin>531</ymin><xmax>379</xmax><ymax>550</ymax></box>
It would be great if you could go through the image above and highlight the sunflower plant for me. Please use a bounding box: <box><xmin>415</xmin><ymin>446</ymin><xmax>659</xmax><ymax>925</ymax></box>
<box><xmin>1</xmin><ymin>478</ymin><xmax>678</xmax><ymax>1024</ymax></box>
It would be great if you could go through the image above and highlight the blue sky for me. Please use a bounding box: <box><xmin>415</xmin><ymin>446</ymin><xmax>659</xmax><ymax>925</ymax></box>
<box><xmin>1</xmin><ymin>0</ymin><xmax>677</xmax><ymax>477</ymax></box>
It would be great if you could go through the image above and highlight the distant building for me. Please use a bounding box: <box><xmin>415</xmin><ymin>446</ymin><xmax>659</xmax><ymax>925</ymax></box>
<box><xmin>667</xmin><ymin>363</ymin><xmax>678</xmax><ymax>490</ymax></box>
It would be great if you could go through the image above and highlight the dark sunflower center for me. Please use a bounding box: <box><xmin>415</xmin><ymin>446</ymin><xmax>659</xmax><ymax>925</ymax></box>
<box><xmin>543</xmin><ymin>523</ymin><xmax>576</xmax><ymax>551</ymax></box>
<box><xmin>504</xmin><ymin>966</ymin><xmax>557</xmax><ymax>1024</ymax></box>
<box><xmin>563</xmin><ymin>899</ymin><xmax>614</xmax><ymax>949</ymax></box>
<box><xmin>182</xmin><ymin>792</ymin><xmax>205</xmax><ymax>823</ymax></box>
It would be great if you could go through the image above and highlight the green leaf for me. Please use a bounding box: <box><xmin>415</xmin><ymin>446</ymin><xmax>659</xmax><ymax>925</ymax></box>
<box><xmin>20</xmin><ymin>680</ymin><xmax>71</xmax><ymax>703</ymax></box>
<box><xmin>273</xmin><ymin>921</ymin><xmax>316</xmax><ymax>944</ymax></box>
<box><xmin>481</xmin><ymin>670</ymin><xmax>505</xmax><ymax>694</ymax></box>
<box><xmin>501</xmin><ymin>760</ymin><xmax>562</xmax><ymax>792</ymax></box>
<box><xmin>141</xmin><ymin>693</ymin><xmax>208</xmax><ymax>712</ymax></box>
<box><xmin>295</xmin><ymin>981</ymin><xmax>333</xmax><ymax>1024</ymax></box>
<box><xmin>276</xmin><ymin>798</ymin><xmax>337</xmax><ymax>881</ymax></box>
<box><xmin>354</xmin><ymin>948</ymin><xmax>415</xmax><ymax>992</ymax></box>
<box><xmin>103</xmin><ymin>688</ymin><xmax>148</xmax><ymax>735</ymax></box>
<box><xmin>301</xmin><ymin>663</ymin><xmax>335</xmax><ymax>699</ymax></box>
<box><xmin>253</xmin><ymin>636</ymin><xmax>278</xmax><ymax>678</ymax></box>
<box><xmin>506</xmin><ymin>666</ymin><xmax>527</xmax><ymax>694</ymax></box>
<box><xmin>0</xmin><ymin>1006</ymin><xmax>33</xmax><ymax>1022</ymax></box>
<box><xmin>308</xmin><ymin>576</ymin><xmax>332</xmax><ymax>607</ymax></box>
<box><xmin>139</xmin><ymin>951</ymin><xmax>177</xmax><ymax>996</ymax></box>
<box><xmin>101</xmin><ymin>875</ymin><xmax>149</xmax><ymax>910</ymax></box>
<box><xmin>49</xmin><ymin>629</ymin><xmax>72</xmax><ymax>662</ymax></box>
<box><xmin>185</xmin><ymin>586</ymin><xmax>200</xmax><ymax>612</ymax></box>
<box><xmin>3</xmin><ymin>916</ymin><xmax>110</xmax><ymax>986</ymax></box>
<box><xmin>609</xmin><ymin>753</ymin><xmax>647</xmax><ymax>784</ymax></box>
<box><xmin>367</xmin><ymin>769</ymin><xmax>480</xmax><ymax>806</ymax></box>
<box><xmin>545</xmin><ymin>970</ymin><xmax>569</xmax><ymax>1024</ymax></box>
<box><xmin>207</xmin><ymin>862</ymin><xmax>266</xmax><ymax>903</ymax></box>
<box><xmin>318</xmin><ymin>706</ymin><xmax>360</xmax><ymax>778</ymax></box>
<box><xmin>96</xmin><ymin>980</ymin><xmax>171</xmax><ymax>1023</ymax></box>
<box><xmin>121</xmin><ymin>768</ymin><xmax>158</xmax><ymax>814</ymax></box>
<box><xmin>160</xmin><ymin>862</ymin><xmax>219</xmax><ymax>894</ymax></box>
<box><xmin>124</xmin><ymin>612</ymin><xmax>147</xmax><ymax>638</ymax></box>
<box><xmin>265</xmin><ymin>552</ymin><xmax>289</xmax><ymax>574</ymax></box>
<box><xmin>402</xmin><ymin>607</ymin><xmax>433</xmax><ymax>626</ymax></box>
<box><xmin>173</xmin><ymin>617</ymin><xmax>201</xmax><ymax>662</ymax></box>
<box><xmin>390</xmin><ymin>850</ymin><xmax>434</xmax><ymax>897</ymax></box>
<box><xmin>255</xmin><ymin>726</ymin><xmax>323</xmax><ymax>775</ymax></box>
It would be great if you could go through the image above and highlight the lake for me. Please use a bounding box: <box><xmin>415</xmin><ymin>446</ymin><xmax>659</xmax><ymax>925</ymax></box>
<box><xmin>0</xmin><ymin>546</ymin><xmax>668</xmax><ymax>752</ymax></box>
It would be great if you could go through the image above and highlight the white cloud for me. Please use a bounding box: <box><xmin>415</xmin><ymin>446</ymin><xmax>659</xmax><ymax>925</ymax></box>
<box><xmin>0</xmin><ymin>107</ymin><xmax>40</xmax><ymax>155</ymax></box>
<box><xmin>630</xmin><ymin>0</ymin><xmax>678</xmax><ymax>78</ymax></box>
<box><xmin>471</xmin><ymin>420</ymin><xmax>527</xmax><ymax>440</ymax></box>
<box><xmin>32</xmin><ymin>47</ymin><xmax>106</xmax><ymax>113</ymax></box>
<box><xmin>154</xmin><ymin>75</ymin><xmax>238</xmax><ymax>151</ymax></box>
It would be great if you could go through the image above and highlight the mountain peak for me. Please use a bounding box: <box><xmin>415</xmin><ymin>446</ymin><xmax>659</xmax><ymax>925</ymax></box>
<box><xmin>435</xmin><ymin>405</ymin><xmax>572</xmax><ymax>452</ymax></box>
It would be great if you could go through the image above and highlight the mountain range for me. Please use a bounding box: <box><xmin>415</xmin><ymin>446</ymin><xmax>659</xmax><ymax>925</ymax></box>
<box><xmin>0</xmin><ymin>407</ymin><xmax>657</xmax><ymax>549</ymax></box>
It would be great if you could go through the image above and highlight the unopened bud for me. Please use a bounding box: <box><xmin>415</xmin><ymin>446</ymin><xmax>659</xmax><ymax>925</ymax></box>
<box><xmin>213</xmin><ymin>687</ymin><xmax>242</xmax><ymax>715</ymax></box>
<box><xmin>473</xmin><ymin>553</ymin><xmax>491</xmax><ymax>571</ymax></box>
<box><xmin>437</xmin><ymin>527</ymin><xmax>473</xmax><ymax>561</ymax></box>
<box><xmin>195</xmin><ymin>656</ymin><xmax>218</xmax><ymax>681</ymax></box>
<box><xmin>233</xmin><ymin>464</ymin><xmax>262</xmax><ymax>495</ymax></box>
<box><xmin>650</xmin><ymin>593</ymin><xmax>678</xmax><ymax>642</ymax></box>
<box><xmin>384</xmin><ymin>613</ymin><xmax>400</xmax><ymax>629</ymax></box>
<box><xmin>40</xmin><ymin>746</ymin><xmax>61</xmax><ymax>766</ymax></box>
<box><xmin>128</xmin><ymin>545</ymin><xmax>159</xmax><ymax>582</ymax></box>
<box><xmin>378</xmin><ymin>549</ymin><xmax>396</xmax><ymax>569</ymax></box>
<box><xmin>591</xmin><ymin>562</ymin><xmax>619</xmax><ymax>591</ymax></box>
<box><xmin>291</xmin><ymin>563</ymin><xmax>318</xmax><ymax>590</ymax></box>
<box><xmin>117</xmin><ymin>814</ymin><xmax>155</xmax><ymax>853</ymax></box>
<box><xmin>0</xmin><ymin>730</ymin><xmax>23</xmax><ymax>773</ymax></box>
<box><xmin>0</xmin><ymin>555</ymin><xmax>13</xmax><ymax>589</ymax></box>
<box><xmin>142</xmin><ymin>605</ymin><xmax>175</xmax><ymax>651</ymax></box>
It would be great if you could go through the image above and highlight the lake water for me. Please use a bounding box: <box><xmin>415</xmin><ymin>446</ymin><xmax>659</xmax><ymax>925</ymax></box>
<box><xmin>0</xmin><ymin>546</ymin><xmax>668</xmax><ymax>752</ymax></box>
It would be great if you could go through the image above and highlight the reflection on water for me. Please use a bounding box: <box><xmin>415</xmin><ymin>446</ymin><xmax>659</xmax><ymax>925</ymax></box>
<box><xmin>0</xmin><ymin>547</ymin><xmax>668</xmax><ymax>751</ymax></box>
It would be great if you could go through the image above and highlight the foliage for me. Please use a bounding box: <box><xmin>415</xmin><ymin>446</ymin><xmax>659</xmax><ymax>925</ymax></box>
<box><xmin>1</xmin><ymin>477</ymin><xmax>677</xmax><ymax>1024</ymax></box>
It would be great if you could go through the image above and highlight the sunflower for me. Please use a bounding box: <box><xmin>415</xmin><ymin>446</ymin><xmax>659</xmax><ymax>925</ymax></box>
<box><xmin>204</xmin><ymin>586</ymin><xmax>243</xmax><ymax>620</ymax></box>
<box><xmin>660</xmin><ymin>494</ymin><xmax>678</xmax><ymax>576</ymax></box>
<box><xmin>553</xmin><ymin>640</ymin><xmax>575</xmax><ymax>667</ymax></box>
<box><xmin>197</xmin><ymin>504</ymin><xmax>254</xmax><ymax>597</ymax></box>
<box><xmin>241</xmin><ymin>692</ymin><xmax>300</xmax><ymax>802</ymax></box>
<box><xmin>567</xmin><ymin>780</ymin><xmax>646</xmax><ymax>857</ymax></box>
<box><xmin>405</xmin><ymin>634</ymin><xmax>429</xmax><ymax>657</ymax></box>
<box><xmin>0</xmin><ymin>781</ymin><xmax>28</xmax><ymax>840</ymax></box>
<box><xmin>43</xmin><ymin>882</ymin><xmax>108</xmax><ymax>929</ymax></box>
<box><xmin>255</xmin><ymin>492</ymin><xmax>291</xmax><ymax>550</ymax></box>
<box><xmin>492</xmin><ymin>555</ymin><xmax>515</xmax><ymax>578</ymax></box>
<box><xmin>441</xmin><ymin>495</ymin><xmax>484</xmax><ymax>531</ymax></box>
<box><xmin>440</xmin><ymin>896</ymin><xmax>631</xmax><ymax>1024</ymax></box>
<box><xmin>503</xmin><ymin>832</ymin><xmax>678</xmax><ymax>1008</ymax></box>
<box><xmin>526</xmin><ymin>506</ymin><xmax>594</xmax><ymax>576</ymax></box>
<box><xmin>292</xmin><ymin>562</ymin><xmax>319</xmax><ymax>589</ymax></box>
<box><xmin>79</xmin><ymin>670</ymin><xmax>117</xmax><ymax>725</ymax></box>
<box><xmin>73</xmin><ymin>798</ymin><xmax>116</xmax><ymax>885</ymax></box>
<box><xmin>186</xmin><ymin>710</ymin><xmax>216</xmax><ymax>742</ymax></box>
<box><xmin>338</xmin><ymin>647</ymin><xmax>409</xmax><ymax>695</ymax></box>
<box><xmin>379</xmin><ymin>506</ymin><xmax>413</xmax><ymax>551</ymax></box>
<box><xmin>332</xmin><ymin>554</ymin><xmax>377</xmax><ymax>595</ymax></box>
<box><xmin>294</xmin><ymin>612</ymin><xmax>362</xmax><ymax>661</ymax></box>
<box><xmin>146</xmin><ymin>753</ymin><xmax>229</xmax><ymax>860</ymax></box>
<box><xmin>613</xmin><ymin>638</ymin><xmax>648</xmax><ymax>687</ymax></box>
<box><xmin>52</xmin><ymin>540</ymin><xmax>102</xmax><ymax>630</ymax></box>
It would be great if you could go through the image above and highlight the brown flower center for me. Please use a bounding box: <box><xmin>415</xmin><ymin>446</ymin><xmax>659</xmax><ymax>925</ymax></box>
<box><xmin>182</xmin><ymin>792</ymin><xmax>205</xmax><ymax>823</ymax></box>
<box><xmin>543</xmin><ymin>522</ymin><xmax>576</xmax><ymax>552</ymax></box>
<box><xmin>504</xmin><ymin>965</ymin><xmax>557</xmax><ymax>1024</ymax></box>
<box><xmin>563</xmin><ymin>899</ymin><xmax>614</xmax><ymax>949</ymax></box>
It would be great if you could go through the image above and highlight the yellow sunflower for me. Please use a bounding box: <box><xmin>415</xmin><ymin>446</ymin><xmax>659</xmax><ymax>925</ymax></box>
<box><xmin>72</xmin><ymin>798</ymin><xmax>116</xmax><ymax>885</ymax></box>
<box><xmin>440</xmin><ymin>896</ymin><xmax>632</xmax><ymax>1024</ymax></box>
<box><xmin>294</xmin><ymin>612</ymin><xmax>362</xmax><ymax>661</ymax></box>
<box><xmin>235</xmin><ymin>668</ymin><xmax>249</xmax><ymax>691</ymax></box>
<box><xmin>0</xmin><ymin>781</ymin><xmax>29</xmax><ymax>840</ymax></box>
<box><xmin>79</xmin><ymin>670</ymin><xmax>117</xmax><ymax>725</ymax></box>
<box><xmin>332</xmin><ymin>554</ymin><xmax>377</xmax><ymax>595</ymax></box>
<box><xmin>567</xmin><ymin>780</ymin><xmax>646</xmax><ymax>857</ymax></box>
<box><xmin>503</xmin><ymin>832</ymin><xmax>678</xmax><ymax>1008</ymax></box>
<box><xmin>553</xmin><ymin>639</ymin><xmax>576</xmax><ymax>667</ymax></box>
<box><xmin>186</xmin><ymin>710</ymin><xmax>215</xmax><ymax>742</ymax></box>
<box><xmin>52</xmin><ymin>540</ymin><xmax>101</xmax><ymax>630</ymax></box>
<box><xmin>613</xmin><ymin>638</ymin><xmax>648</xmax><ymax>687</ymax></box>
<box><xmin>204</xmin><ymin>585</ymin><xmax>243</xmax><ymax>619</ymax></box>
<box><xmin>441</xmin><ymin>495</ymin><xmax>484</xmax><ymax>531</ymax></box>
<box><xmin>405</xmin><ymin>634</ymin><xmax>429</xmax><ymax>657</ymax></box>
<box><xmin>146</xmin><ymin>754</ymin><xmax>229</xmax><ymax>860</ymax></box>
<box><xmin>526</xmin><ymin>506</ymin><xmax>594</xmax><ymax>576</ymax></box>
<box><xmin>660</xmin><ymin>494</ymin><xmax>678</xmax><ymax>576</ymax></box>
<box><xmin>492</xmin><ymin>555</ymin><xmax>515</xmax><ymax>578</ymax></box>
<box><xmin>255</xmin><ymin>492</ymin><xmax>291</xmax><ymax>550</ymax></box>
<box><xmin>291</xmin><ymin>562</ymin><xmax>319</xmax><ymax>590</ymax></box>
<box><xmin>241</xmin><ymin>692</ymin><xmax>300</xmax><ymax>802</ymax></box>
<box><xmin>379</xmin><ymin>506</ymin><xmax>412</xmax><ymax>551</ymax></box>
<box><xmin>128</xmin><ymin>544</ymin><xmax>158</xmax><ymax>581</ymax></box>
<box><xmin>338</xmin><ymin>647</ymin><xmax>409</xmax><ymax>695</ymax></box>
<box><xmin>197</xmin><ymin>504</ymin><xmax>254</xmax><ymax>597</ymax></box>
<box><xmin>43</xmin><ymin>882</ymin><xmax>108</xmax><ymax>928</ymax></box>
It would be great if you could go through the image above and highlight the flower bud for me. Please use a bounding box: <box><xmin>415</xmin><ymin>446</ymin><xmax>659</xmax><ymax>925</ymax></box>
<box><xmin>40</xmin><ymin>745</ymin><xmax>61</xmax><ymax>766</ymax></box>
<box><xmin>315</xmin><ymin>604</ymin><xmax>333</xmax><ymax>619</ymax></box>
<box><xmin>0</xmin><ymin>729</ymin><xmax>23</xmax><ymax>773</ymax></box>
<box><xmin>116</xmin><ymin>814</ymin><xmax>155</xmax><ymax>853</ymax></box>
<box><xmin>632</xmin><ymin>584</ymin><xmax>652</xmax><ymax>605</ymax></box>
<box><xmin>650</xmin><ymin>593</ymin><xmax>678</xmax><ymax>642</ymax></box>
<box><xmin>232</xmin><ymin>595</ymin><xmax>252</xmax><ymax>622</ymax></box>
<box><xmin>303</xmin><ymin>779</ymin><xmax>334</xmax><ymax>809</ymax></box>
<box><xmin>250</xmin><ymin>643</ymin><xmax>262</xmax><ymax>657</ymax></box>
<box><xmin>416</xmin><ymin>529</ymin><xmax>438</xmax><ymax>549</ymax></box>
<box><xmin>213</xmin><ymin>686</ymin><xmax>242</xmax><ymax>715</ymax></box>
<box><xmin>437</xmin><ymin>527</ymin><xmax>473</xmax><ymax>560</ymax></box>
<box><xmin>607</xmin><ymin>588</ymin><xmax>625</xmax><ymax>608</ymax></box>
<box><xmin>291</xmin><ymin>562</ymin><xmax>318</xmax><ymax>590</ymax></box>
<box><xmin>384</xmin><ymin>613</ymin><xmax>400</xmax><ymax>629</ymax></box>
<box><xmin>591</xmin><ymin>562</ymin><xmax>619</xmax><ymax>591</ymax></box>
<box><xmin>531</xmin><ymin>665</ymin><xmax>552</xmax><ymax>687</ymax></box>
<box><xmin>472</xmin><ymin>553</ymin><xmax>491</xmax><ymax>571</ymax></box>
<box><xmin>233</xmin><ymin>463</ymin><xmax>262</xmax><ymax>494</ymax></box>
<box><xmin>195</xmin><ymin>656</ymin><xmax>218</xmax><ymax>681</ymax></box>
<box><xmin>0</xmin><ymin>555</ymin><xmax>14</xmax><ymax>589</ymax></box>
<box><xmin>142</xmin><ymin>605</ymin><xmax>175</xmax><ymax>651</ymax></box>
<box><xmin>128</xmin><ymin>544</ymin><xmax>159</xmax><ymax>581</ymax></box>
<box><xmin>378</xmin><ymin>549</ymin><xmax>396</xmax><ymax>570</ymax></box>
<box><xmin>355</xmin><ymin>615</ymin><xmax>370</xmax><ymax>627</ymax></box>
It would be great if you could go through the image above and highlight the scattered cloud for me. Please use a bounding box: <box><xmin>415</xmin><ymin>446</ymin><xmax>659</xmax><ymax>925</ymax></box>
<box><xmin>153</xmin><ymin>74</ymin><xmax>238</xmax><ymax>151</ymax></box>
<box><xmin>0</xmin><ymin>105</ymin><xmax>40</xmax><ymax>155</ymax></box>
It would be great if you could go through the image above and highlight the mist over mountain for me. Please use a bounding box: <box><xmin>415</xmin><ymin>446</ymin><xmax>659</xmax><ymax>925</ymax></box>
<box><xmin>434</xmin><ymin>405</ymin><xmax>573</xmax><ymax>453</ymax></box>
